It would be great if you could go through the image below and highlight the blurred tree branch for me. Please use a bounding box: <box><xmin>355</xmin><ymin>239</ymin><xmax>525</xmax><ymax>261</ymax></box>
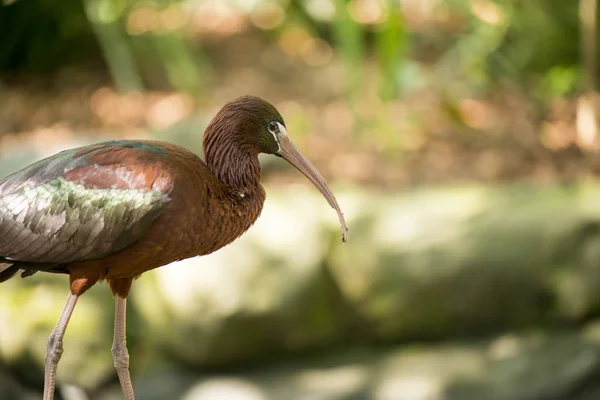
<box><xmin>577</xmin><ymin>0</ymin><xmax>598</xmax><ymax>149</ymax></box>
<box><xmin>82</xmin><ymin>0</ymin><xmax>144</xmax><ymax>93</ymax></box>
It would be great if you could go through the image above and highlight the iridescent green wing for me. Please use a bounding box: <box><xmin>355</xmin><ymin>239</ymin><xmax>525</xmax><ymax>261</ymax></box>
<box><xmin>0</xmin><ymin>141</ymin><xmax>172</xmax><ymax>280</ymax></box>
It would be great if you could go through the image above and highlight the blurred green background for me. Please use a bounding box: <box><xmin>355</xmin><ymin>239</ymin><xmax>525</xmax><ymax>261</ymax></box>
<box><xmin>2</xmin><ymin>0</ymin><xmax>600</xmax><ymax>399</ymax></box>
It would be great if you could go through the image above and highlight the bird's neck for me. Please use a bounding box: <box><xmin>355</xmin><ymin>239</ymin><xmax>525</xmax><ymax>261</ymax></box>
<box><xmin>204</xmin><ymin>138</ymin><xmax>262</xmax><ymax>192</ymax></box>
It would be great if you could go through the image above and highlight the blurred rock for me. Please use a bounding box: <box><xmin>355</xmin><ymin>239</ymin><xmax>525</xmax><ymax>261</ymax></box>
<box><xmin>328</xmin><ymin>183</ymin><xmax>600</xmax><ymax>340</ymax></box>
<box><xmin>446</xmin><ymin>333</ymin><xmax>600</xmax><ymax>400</ymax></box>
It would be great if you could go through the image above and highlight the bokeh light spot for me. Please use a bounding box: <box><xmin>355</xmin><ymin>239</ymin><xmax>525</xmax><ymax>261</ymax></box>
<box><xmin>250</xmin><ymin>2</ymin><xmax>285</xmax><ymax>30</ymax></box>
<box><xmin>347</xmin><ymin>0</ymin><xmax>385</xmax><ymax>25</ymax></box>
<box><xmin>278</xmin><ymin>26</ymin><xmax>313</xmax><ymax>57</ymax></box>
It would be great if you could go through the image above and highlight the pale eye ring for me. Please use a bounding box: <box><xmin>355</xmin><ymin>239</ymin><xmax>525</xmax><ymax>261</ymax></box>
<box><xmin>268</xmin><ymin>121</ymin><xmax>279</xmax><ymax>134</ymax></box>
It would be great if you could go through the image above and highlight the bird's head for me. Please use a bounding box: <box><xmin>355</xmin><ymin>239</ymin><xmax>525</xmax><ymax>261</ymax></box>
<box><xmin>204</xmin><ymin>96</ymin><xmax>348</xmax><ymax>242</ymax></box>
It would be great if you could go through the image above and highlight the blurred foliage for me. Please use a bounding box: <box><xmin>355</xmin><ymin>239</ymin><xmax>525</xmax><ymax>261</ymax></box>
<box><xmin>0</xmin><ymin>0</ymin><xmax>99</xmax><ymax>72</ymax></box>
<box><xmin>0</xmin><ymin>0</ymin><xmax>587</xmax><ymax>98</ymax></box>
<box><xmin>482</xmin><ymin>0</ymin><xmax>581</xmax><ymax>98</ymax></box>
<box><xmin>0</xmin><ymin>0</ymin><xmax>597</xmax><ymax>187</ymax></box>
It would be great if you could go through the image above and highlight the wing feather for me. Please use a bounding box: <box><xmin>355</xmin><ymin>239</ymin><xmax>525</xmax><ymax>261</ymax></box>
<box><xmin>0</xmin><ymin>141</ymin><xmax>173</xmax><ymax>277</ymax></box>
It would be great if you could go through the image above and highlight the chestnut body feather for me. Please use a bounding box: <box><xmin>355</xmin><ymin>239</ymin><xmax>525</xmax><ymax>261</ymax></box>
<box><xmin>69</xmin><ymin>140</ymin><xmax>266</xmax><ymax>296</ymax></box>
<box><xmin>0</xmin><ymin>140</ymin><xmax>265</xmax><ymax>297</ymax></box>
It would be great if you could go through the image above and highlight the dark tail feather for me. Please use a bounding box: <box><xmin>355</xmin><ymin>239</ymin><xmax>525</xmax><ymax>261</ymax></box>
<box><xmin>0</xmin><ymin>259</ymin><xmax>55</xmax><ymax>282</ymax></box>
<box><xmin>0</xmin><ymin>263</ymin><xmax>21</xmax><ymax>282</ymax></box>
<box><xmin>21</xmin><ymin>268</ymin><xmax>38</xmax><ymax>278</ymax></box>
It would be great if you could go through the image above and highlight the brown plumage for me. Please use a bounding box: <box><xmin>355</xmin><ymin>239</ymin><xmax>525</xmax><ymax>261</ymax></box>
<box><xmin>68</xmin><ymin>140</ymin><xmax>266</xmax><ymax>297</ymax></box>
<box><xmin>0</xmin><ymin>96</ymin><xmax>347</xmax><ymax>400</ymax></box>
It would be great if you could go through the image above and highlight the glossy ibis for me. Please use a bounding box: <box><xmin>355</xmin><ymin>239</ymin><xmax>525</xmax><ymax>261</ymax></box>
<box><xmin>0</xmin><ymin>96</ymin><xmax>347</xmax><ymax>400</ymax></box>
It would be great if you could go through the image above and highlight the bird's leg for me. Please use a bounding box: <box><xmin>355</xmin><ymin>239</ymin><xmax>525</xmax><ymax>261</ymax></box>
<box><xmin>112</xmin><ymin>295</ymin><xmax>135</xmax><ymax>400</ymax></box>
<box><xmin>43</xmin><ymin>293</ymin><xmax>79</xmax><ymax>400</ymax></box>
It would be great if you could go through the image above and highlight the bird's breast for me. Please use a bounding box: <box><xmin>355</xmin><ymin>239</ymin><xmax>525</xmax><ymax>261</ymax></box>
<box><xmin>104</xmin><ymin>182</ymin><xmax>263</xmax><ymax>280</ymax></box>
<box><xmin>190</xmin><ymin>184</ymin><xmax>266</xmax><ymax>256</ymax></box>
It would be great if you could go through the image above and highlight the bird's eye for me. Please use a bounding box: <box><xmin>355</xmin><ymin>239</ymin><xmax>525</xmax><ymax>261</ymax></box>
<box><xmin>267</xmin><ymin>121</ymin><xmax>279</xmax><ymax>134</ymax></box>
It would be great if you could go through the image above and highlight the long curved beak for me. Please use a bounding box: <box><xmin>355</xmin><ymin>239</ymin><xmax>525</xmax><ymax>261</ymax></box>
<box><xmin>277</xmin><ymin>129</ymin><xmax>348</xmax><ymax>242</ymax></box>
